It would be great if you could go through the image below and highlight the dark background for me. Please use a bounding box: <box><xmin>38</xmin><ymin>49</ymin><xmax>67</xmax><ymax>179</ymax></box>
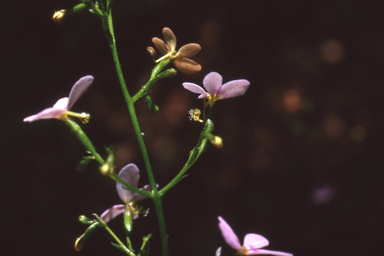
<box><xmin>1</xmin><ymin>0</ymin><xmax>384</xmax><ymax>255</ymax></box>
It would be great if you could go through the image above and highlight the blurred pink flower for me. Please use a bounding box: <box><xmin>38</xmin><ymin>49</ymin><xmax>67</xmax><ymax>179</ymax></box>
<box><xmin>183</xmin><ymin>72</ymin><xmax>250</xmax><ymax>107</ymax></box>
<box><xmin>23</xmin><ymin>76</ymin><xmax>93</xmax><ymax>122</ymax></box>
<box><xmin>152</xmin><ymin>27</ymin><xmax>201</xmax><ymax>74</ymax></box>
<box><xmin>100</xmin><ymin>164</ymin><xmax>151</xmax><ymax>222</ymax></box>
<box><xmin>218</xmin><ymin>216</ymin><xmax>293</xmax><ymax>256</ymax></box>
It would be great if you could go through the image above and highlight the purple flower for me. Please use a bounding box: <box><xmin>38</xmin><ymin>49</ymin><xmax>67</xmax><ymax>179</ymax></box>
<box><xmin>100</xmin><ymin>164</ymin><xmax>151</xmax><ymax>222</ymax></box>
<box><xmin>152</xmin><ymin>27</ymin><xmax>201</xmax><ymax>74</ymax></box>
<box><xmin>183</xmin><ymin>72</ymin><xmax>250</xmax><ymax>107</ymax></box>
<box><xmin>23</xmin><ymin>76</ymin><xmax>93</xmax><ymax>122</ymax></box>
<box><xmin>218</xmin><ymin>216</ymin><xmax>293</xmax><ymax>256</ymax></box>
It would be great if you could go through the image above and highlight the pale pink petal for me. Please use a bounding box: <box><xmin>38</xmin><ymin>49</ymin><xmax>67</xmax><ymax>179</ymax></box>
<box><xmin>100</xmin><ymin>204</ymin><xmax>125</xmax><ymax>222</ymax></box>
<box><xmin>116</xmin><ymin>164</ymin><xmax>140</xmax><ymax>204</ymax></box>
<box><xmin>246</xmin><ymin>249</ymin><xmax>293</xmax><ymax>256</ymax></box>
<box><xmin>216</xmin><ymin>79</ymin><xmax>250</xmax><ymax>100</ymax></box>
<box><xmin>216</xmin><ymin>247</ymin><xmax>222</xmax><ymax>256</ymax></box>
<box><xmin>174</xmin><ymin>58</ymin><xmax>202</xmax><ymax>74</ymax></box>
<box><xmin>244</xmin><ymin>234</ymin><xmax>269</xmax><ymax>250</ymax></box>
<box><xmin>218</xmin><ymin>216</ymin><xmax>242</xmax><ymax>251</ymax></box>
<box><xmin>53</xmin><ymin>97</ymin><xmax>69</xmax><ymax>110</ymax></box>
<box><xmin>177</xmin><ymin>43</ymin><xmax>201</xmax><ymax>58</ymax></box>
<box><xmin>163</xmin><ymin>27</ymin><xmax>176</xmax><ymax>52</ymax></box>
<box><xmin>23</xmin><ymin>107</ymin><xmax>65</xmax><ymax>122</ymax></box>
<box><xmin>152</xmin><ymin>37</ymin><xmax>169</xmax><ymax>55</ymax></box>
<box><xmin>130</xmin><ymin>184</ymin><xmax>154</xmax><ymax>202</ymax></box>
<box><xmin>67</xmin><ymin>76</ymin><xmax>94</xmax><ymax>110</ymax></box>
<box><xmin>203</xmin><ymin>72</ymin><xmax>223</xmax><ymax>96</ymax></box>
<box><xmin>182</xmin><ymin>82</ymin><xmax>207</xmax><ymax>98</ymax></box>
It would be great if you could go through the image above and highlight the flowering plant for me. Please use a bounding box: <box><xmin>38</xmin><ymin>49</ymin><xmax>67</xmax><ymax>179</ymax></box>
<box><xmin>23</xmin><ymin>1</ymin><xmax>293</xmax><ymax>256</ymax></box>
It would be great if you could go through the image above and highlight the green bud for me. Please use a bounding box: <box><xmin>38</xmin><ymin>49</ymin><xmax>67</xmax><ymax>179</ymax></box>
<box><xmin>74</xmin><ymin>222</ymin><xmax>99</xmax><ymax>251</ymax></box>
<box><xmin>78</xmin><ymin>215</ymin><xmax>95</xmax><ymax>225</ymax></box>
<box><xmin>145</xmin><ymin>95</ymin><xmax>159</xmax><ymax>114</ymax></box>
<box><xmin>124</xmin><ymin>205</ymin><xmax>133</xmax><ymax>235</ymax></box>
<box><xmin>157</xmin><ymin>69</ymin><xmax>177</xmax><ymax>79</ymax></box>
<box><xmin>100</xmin><ymin>147</ymin><xmax>115</xmax><ymax>176</ymax></box>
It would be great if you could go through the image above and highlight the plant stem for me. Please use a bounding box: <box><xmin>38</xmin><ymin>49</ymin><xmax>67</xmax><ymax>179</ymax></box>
<box><xmin>105</xmin><ymin>13</ymin><xmax>169</xmax><ymax>256</ymax></box>
<box><xmin>64</xmin><ymin>118</ymin><xmax>151</xmax><ymax>197</ymax></box>
<box><xmin>160</xmin><ymin>119</ymin><xmax>214</xmax><ymax>195</ymax></box>
<box><xmin>93</xmin><ymin>214</ymin><xmax>135</xmax><ymax>256</ymax></box>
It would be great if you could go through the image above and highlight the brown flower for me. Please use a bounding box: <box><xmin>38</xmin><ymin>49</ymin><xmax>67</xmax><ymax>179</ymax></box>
<box><xmin>152</xmin><ymin>27</ymin><xmax>201</xmax><ymax>74</ymax></box>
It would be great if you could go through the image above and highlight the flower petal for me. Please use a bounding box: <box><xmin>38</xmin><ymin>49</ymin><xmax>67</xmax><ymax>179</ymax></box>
<box><xmin>23</xmin><ymin>107</ymin><xmax>65</xmax><ymax>122</ymax></box>
<box><xmin>243</xmin><ymin>234</ymin><xmax>269</xmax><ymax>250</ymax></box>
<box><xmin>116</xmin><ymin>164</ymin><xmax>140</xmax><ymax>204</ymax></box>
<box><xmin>53</xmin><ymin>97</ymin><xmax>69</xmax><ymax>110</ymax></box>
<box><xmin>67</xmin><ymin>75</ymin><xmax>94</xmax><ymax>110</ymax></box>
<box><xmin>100</xmin><ymin>204</ymin><xmax>125</xmax><ymax>222</ymax></box>
<box><xmin>130</xmin><ymin>184</ymin><xmax>153</xmax><ymax>202</ymax></box>
<box><xmin>152</xmin><ymin>37</ymin><xmax>169</xmax><ymax>55</ymax></box>
<box><xmin>203</xmin><ymin>72</ymin><xmax>223</xmax><ymax>96</ymax></box>
<box><xmin>216</xmin><ymin>79</ymin><xmax>250</xmax><ymax>100</ymax></box>
<box><xmin>216</xmin><ymin>247</ymin><xmax>222</xmax><ymax>256</ymax></box>
<box><xmin>218</xmin><ymin>216</ymin><xmax>242</xmax><ymax>251</ymax></box>
<box><xmin>163</xmin><ymin>27</ymin><xmax>176</xmax><ymax>52</ymax></box>
<box><xmin>177</xmin><ymin>43</ymin><xmax>201</xmax><ymax>58</ymax></box>
<box><xmin>246</xmin><ymin>249</ymin><xmax>293</xmax><ymax>256</ymax></box>
<box><xmin>174</xmin><ymin>58</ymin><xmax>202</xmax><ymax>74</ymax></box>
<box><xmin>182</xmin><ymin>82</ymin><xmax>207</xmax><ymax>97</ymax></box>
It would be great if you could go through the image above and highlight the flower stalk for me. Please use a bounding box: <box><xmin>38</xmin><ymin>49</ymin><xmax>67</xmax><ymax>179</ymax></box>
<box><xmin>100</xmin><ymin>8</ymin><xmax>169</xmax><ymax>256</ymax></box>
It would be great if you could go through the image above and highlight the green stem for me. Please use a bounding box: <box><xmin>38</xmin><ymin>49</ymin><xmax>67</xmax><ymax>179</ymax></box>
<box><xmin>160</xmin><ymin>119</ymin><xmax>214</xmax><ymax>195</ymax></box>
<box><xmin>64</xmin><ymin>118</ymin><xmax>104</xmax><ymax>165</ymax></box>
<box><xmin>64</xmin><ymin>118</ymin><xmax>151</xmax><ymax>197</ymax></box>
<box><xmin>105</xmin><ymin>13</ymin><xmax>169</xmax><ymax>256</ymax></box>
<box><xmin>93</xmin><ymin>214</ymin><xmax>135</xmax><ymax>256</ymax></box>
<box><xmin>132</xmin><ymin>59</ymin><xmax>171</xmax><ymax>102</ymax></box>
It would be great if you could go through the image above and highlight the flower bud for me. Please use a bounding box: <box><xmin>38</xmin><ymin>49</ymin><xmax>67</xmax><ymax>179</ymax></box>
<box><xmin>100</xmin><ymin>147</ymin><xmax>115</xmax><ymax>176</ymax></box>
<box><xmin>210</xmin><ymin>136</ymin><xmax>223</xmax><ymax>149</ymax></box>
<box><xmin>78</xmin><ymin>215</ymin><xmax>95</xmax><ymax>225</ymax></box>
<box><xmin>146</xmin><ymin>47</ymin><xmax>157</xmax><ymax>58</ymax></box>
<box><xmin>100</xmin><ymin>163</ymin><xmax>114</xmax><ymax>176</ymax></box>
<box><xmin>74</xmin><ymin>222</ymin><xmax>99</xmax><ymax>251</ymax></box>
<box><xmin>157</xmin><ymin>68</ymin><xmax>177</xmax><ymax>79</ymax></box>
<box><xmin>52</xmin><ymin>10</ymin><xmax>66</xmax><ymax>25</ymax></box>
<box><xmin>145</xmin><ymin>95</ymin><xmax>159</xmax><ymax>114</ymax></box>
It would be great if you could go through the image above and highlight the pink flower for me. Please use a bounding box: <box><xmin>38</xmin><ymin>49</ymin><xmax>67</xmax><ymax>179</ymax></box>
<box><xmin>183</xmin><ymin>72</ymin><xmax>250</xmax><ymax>107</ymax></box>
<box><xmin>100</xmin><ymin>164</ymin><xmax>151</xmax><ymax>222</ymax></box>
<box><xmin>152</xmin><ymin>27</ymin><xmax>201</xmax><ymax>74</ymax></box>
<box><xmin>23</xmin><ymin>76</ymin><xmax>93</xmax><ymax>122</ymax></box>
<box><xmin>218</xmin><ymin>216</ymin><xmax>293</xmax><ymax>256</ymax></box>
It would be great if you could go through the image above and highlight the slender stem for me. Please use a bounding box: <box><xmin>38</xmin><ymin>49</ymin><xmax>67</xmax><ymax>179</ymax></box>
<box><xmin>64</xmin><ymin>118</ymin><xmax>152</xmax><ymax>197</ymax></box>
<box><xmin>93</xmin><ymin>214</ymin><xmax>135</xmax><ymax>256</ymax></box>
<box><xmin>132</xmin><ymin>59</ymin><xmax>171</xmax><ymax>102</ymax></box>
<box><xmin>105</xmin><ymin>13</ymin><xmax>169</xmax><ymax>256</ymax></box>
<box><xmin>160</xmin><ymin>119</ymin><xmax>214</xmax><ymax>195</ymax></box>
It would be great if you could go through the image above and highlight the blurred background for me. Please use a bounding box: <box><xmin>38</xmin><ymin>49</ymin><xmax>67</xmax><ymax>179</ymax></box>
<box><xmin>1</xmin><ymin>0</ymin><xmax>384</xmax><ymax>255</ymax></box>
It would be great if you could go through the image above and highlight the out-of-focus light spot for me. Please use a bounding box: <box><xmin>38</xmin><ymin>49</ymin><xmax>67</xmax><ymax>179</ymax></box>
<box><xmin>282</xmin><ymin>88</ymin><xmax>302</xmax><ymax>113</ymax></box>
<box><xmin>312</xmin><ymin>183</ymin><xmax>335</xmax><ymax>205</ymax></box>
<box><xmin>199</xmin><ymin>20</ymin><xmax>222</xmax><ymax>46</ymax></box>
<box><xmin>322</xmin><ymin>115</ymin><xmax>345</xmax><ymax>138</ymax></box>
<box><xmin>350</xmin><ymin>125</ymin><xmax>367</xmax><ymax>142</ymax></box>
<box><xmin>247</xmin><ymin>149</ymin><xmax>271</xmax><ymax>174</ymax></box>
<box><xmin>320</xmin><ymin>39</ymin><xmax>345</xmax><ymax>64</ymax></box>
